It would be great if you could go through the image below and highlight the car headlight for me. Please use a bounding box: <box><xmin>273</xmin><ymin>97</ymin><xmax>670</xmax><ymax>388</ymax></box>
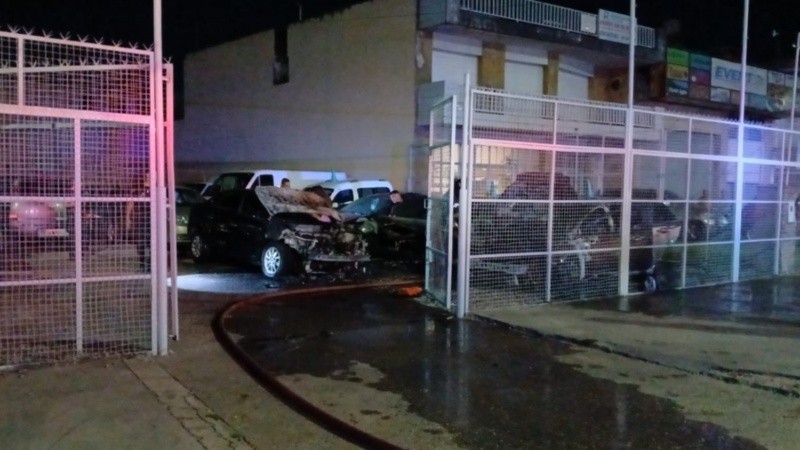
<box><xmin>359</xmin><ymin>219</ymin><xmax>378</xmax><ymax>234</ymax></box>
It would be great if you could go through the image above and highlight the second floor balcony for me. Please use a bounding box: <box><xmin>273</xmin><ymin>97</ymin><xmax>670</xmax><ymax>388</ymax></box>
<box><xmin>421</xmin><ymin>0</ymin><xmax>659</xmax><ymax>55</ymax></box>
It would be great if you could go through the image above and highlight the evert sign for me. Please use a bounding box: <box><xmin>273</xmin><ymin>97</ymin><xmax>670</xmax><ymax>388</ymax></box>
<box><xmin>710</xmin><ymin>58</ymin><xmax>767</xmax><ymax>95</ymax></box>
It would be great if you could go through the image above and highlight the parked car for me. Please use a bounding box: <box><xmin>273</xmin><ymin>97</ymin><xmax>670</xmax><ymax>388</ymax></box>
<box><xmin>174</xmin><ymin>186</ymin><xmax>206</xmax><ymax>249</ymax></box>
<box><xmin>471</xmin><ymin>172</ymin><xmax>581</xmax><ymax>256</ymax></box>
<box><xmin>340</xmin><ymin>192</ymin><xmax>427</xmax><ymax>262</ymax></box>
<box><xmin>188</xmin><ymin>186</ymin><xmax>369</xmax><ymax>277</ymax></box>
<box><xmin>200</xmin><ymin>169</ymin><xmax>347</xmax><ymax>198</ymax></box>
<box><xmin>472</xmin><ymin>172</ymin><xmax>685</xmax><ymax>293</ymax></box>
<box><xmin>182</xmin><ymin>182</ymin><xmax>209</xmax><ymax>194</ymax></box>
<box><xmin>2</xmin><ymin>177</ymin><xmax>71</xmax><ymax>241</ymax></box>
<box><xmin>555</xmin><ymin>201</ymin><xmax>683</xmax><ymax>292</ymax></box>
<box><xmin>303</xmin><ymin>179</ymin><xmax>393</xmax><ymax>208</ymax></box>
<box><xmin>0</xmin><ymin>177</ymin><xmax>126</xmax><ymax>258</ymax></box>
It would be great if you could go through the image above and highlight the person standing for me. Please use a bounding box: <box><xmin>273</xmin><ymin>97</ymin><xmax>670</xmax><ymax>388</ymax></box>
<box><xmin>389</xmin><ymin>190</ymin><xmax>403</xmax><ymax>204</ymax></box>
<box><xmin>125</xmin><ymin>174</ymin><xmax>151</xmax><ymax>272</ymax></box>
<box><xmin>280</xmin><ymin>178</ymin><xmax>291</xmax><ymax>188</ymax></box>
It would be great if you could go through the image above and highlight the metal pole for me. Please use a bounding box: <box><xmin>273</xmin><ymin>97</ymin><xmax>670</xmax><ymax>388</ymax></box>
<box><xmin>618</xmin><ymin>0</ymin><xmax>636</xmax><ymax>295</ymax></box>
<box><xmin>456</xmin><ymin>74</ymin><xmax>471</xmax><ymax>318</ymax></box>
<box><xmin>153</xmin><ymin>0</ymin><xmax>168</xmax><ymax>355</ymax></box>
<box><xmin>790</xmin><ymin>32</ymin><xmax>800</xmax><ymax>136</ymax></box>
<box><xmin>732</xmin><ymin>0</ymin><xmax>749</xmax><ymax>282</ymax></box>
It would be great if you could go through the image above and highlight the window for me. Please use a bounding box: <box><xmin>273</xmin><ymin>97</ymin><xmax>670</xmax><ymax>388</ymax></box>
<box><xmin>214</xmin><ymin>173</ymin><xmax>252</xmax><ymax>192</ymax></box>
<box><xmin>256</xmin><ymin>174</ymin><xmax>274</xmax><ymax>187</ymax></box>
<box><xmin>333</xmin><ymin>189</ymin><xmax>354</xmax><ymax>205</ymax></box>
<box><xmin>357</xmin><ymin>187</ymin><xmax>389</xmax><ymax>197</ymax></box>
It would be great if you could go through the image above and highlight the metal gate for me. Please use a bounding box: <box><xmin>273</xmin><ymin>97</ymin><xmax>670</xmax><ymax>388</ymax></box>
<box><xmin>429</xmin><ymin>86</ymin><xmax>800</xmax><ymax>315</ymax></box>
<box><xmin>0</xmin><ymin>29</ymin><xmax>173</xmax><ymax>367</ymax></box>
<box><xmin>425</xmin><ymin>96</ymin><xmax>458</xmax><ymax>309</ymax></box>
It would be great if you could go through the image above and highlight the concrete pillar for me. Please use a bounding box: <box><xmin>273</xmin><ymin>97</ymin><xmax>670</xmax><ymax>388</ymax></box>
<box><xmin>543</xmin><ymin>52</ymin><xmax>559</xmax><ymax>96</ymax></box>
<box><xmin>478</xmin><ymin>42</ymin><xmax>505</xmax><ymax>89</ymax></box>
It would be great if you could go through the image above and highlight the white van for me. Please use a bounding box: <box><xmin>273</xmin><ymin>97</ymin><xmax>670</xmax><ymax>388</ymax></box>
<box><xmin>304</xmin><ymin>179</ymin><xmax>393</xmax><ymax>207</ymax></box>
<box><xmin>201</xmin><ymin>169</ymin><xmax>346</xmax><ymax>198</ymax></box>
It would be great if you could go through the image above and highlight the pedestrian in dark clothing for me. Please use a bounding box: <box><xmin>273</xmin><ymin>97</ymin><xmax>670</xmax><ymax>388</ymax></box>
<box><xmin>125</xmin><ymin>175</ymin><xmax>151</xmax><ymax>272</ymax></box>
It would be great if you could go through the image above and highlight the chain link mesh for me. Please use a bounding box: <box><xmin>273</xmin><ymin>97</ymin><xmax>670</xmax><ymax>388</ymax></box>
<box><xmin>0</xmin><ymin>31</ymin><xmax>155</xmax><ymax>366</ymax></box>
<box><xmin>449</xmin><ymin>89</ymin><xmax>800</xmax><ymax>312</ymax></box>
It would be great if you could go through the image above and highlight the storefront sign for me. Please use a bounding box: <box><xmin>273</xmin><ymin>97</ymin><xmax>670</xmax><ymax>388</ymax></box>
<box><xmin>711</xmin><ymin>58</ymin><xmax>767</xmax><ymax>95</ymax></box>
<box><xmin>746</xmin><ymin>93</ymin><xmax>768</xmax><ymax>110</ymax></box>
<box><xmin>598</xmin><ymin>9</ymin><xmax>632</xmax><ymax>45</ymax></box>
<box><xmin>667</xmin><ymin>48</ymin><xmax>689</xmax><ymax>66</ymax></box>
<box><xmin>667</xmin><ymin>79</ymin><xmax>689</xmax><ymax>96</ymax></box>
<box><xmin>690</xmin><ymin>53</ymin><xmax>711</xmax><ymax>71</ymax></box>
<box><xmin>690</xmin><ymin>68</ymin><xmax>710</xmax><ymax>85</ymax></box>
<box><xmin>710</xmin><ymin>87</ymin><xmax>730</xmax><ymax>103</ymax></box>
<box><xmin>667</xmin><ymin>64</ymin><xmax>689</xmax><ymax>80</ymax></box>
<box><xmin>689</xmin><ymin>84</ymin><xmax>710</xmax><ymax>100</ymax></box>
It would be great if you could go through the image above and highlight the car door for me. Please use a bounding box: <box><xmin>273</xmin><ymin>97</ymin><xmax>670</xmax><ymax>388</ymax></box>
<box><xmin>230</xmin><ymin>191</ymin><xmax>270</xmax><ymax>264</ymax></box>
<box><xmin>203</xmin><ymin>191</ymin><xmax>244</xmax><ymax>254</ymax></box>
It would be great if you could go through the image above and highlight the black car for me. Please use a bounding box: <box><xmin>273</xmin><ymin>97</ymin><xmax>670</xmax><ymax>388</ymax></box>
<box><xmin>188</xmin><ymin>186</ymin><xmax>369</xmax><ymax>278</ymax></box>
<box><xmin>471</xmin><ymin>172</ymin><xmax>583</xmax><ymax>256</ymax></box>
<box><xmin>557</xmin><ymin>201</ymin><xmax>683</xmax><ymax>292</ymax></box>
<box><xmin>340</xmin><ymin>192</ymin><xmax>427</xmax><ymax>262</ymax></box>
<box><xmin>174</xmin><ymin>186</ymin><xmax>206</xmax><ymax>248</ymax></box>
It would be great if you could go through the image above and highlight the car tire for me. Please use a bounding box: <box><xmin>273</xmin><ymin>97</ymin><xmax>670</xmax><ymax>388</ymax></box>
<box><xmin>261</xmin><ymin>242</ymin><xmax>295</xmax><ymax>278</ymax></box>
<box><xmin>189</xmin><ymin>233</ymin><xmax>211</xmax><ymax>262</ymax></box>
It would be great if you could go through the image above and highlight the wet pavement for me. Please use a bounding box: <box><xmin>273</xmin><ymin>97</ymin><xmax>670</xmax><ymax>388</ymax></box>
<box><xmin>217</xmin><ymin>286</ymin><xmax>770</xmax><ymax>449</ymax></box>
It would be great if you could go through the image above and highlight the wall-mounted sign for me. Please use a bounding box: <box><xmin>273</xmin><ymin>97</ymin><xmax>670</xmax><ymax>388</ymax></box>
<box><xmin>746</xmin><ymin>93</ymin><xmax>768</xmax><ymax>110</ymax></box>
<box><xmin>690</xmin><ymin>68</ymin><xmax>710</xmax><ymax>85</ymax></box>
<box><xmin>598</xmin><ymin>9</ymin><xmax>633</xmax><ymax>45</ymax></box>
<box><xmin>667</xmin><ymin>64</ymin><xmax>689</xmax><ymax>80</ymax></box>
<box><xmin>710</xmin><ymin>58</ymin><xmax>767</xmax><ymax>95</ymax></box>
<box><xmin>667</xmin><ymin>79</ymin><xmax>689</xmax><ymax>96</ymax></box>
<box><xmin>689</xmin><ymin>84</ymin><xmax>710</xmax><ymax>100</ymax></box>
<box><xmin>667</xmin><ymin>48</ymin><xmax>689</xmax><ymax>66</ymax></box>
<box><xmin>663</xmin><ymin>47</ymin><xmax>798</xmax><ymax>114</ymax></box>
<box><xmin>690</xmin><ymin>54</ymin><xmax>711</xmax><ymax>71</ymax></box>
<box><xmin>710</xmin><ymin>87</ymin><xmax>730</xmax><ymax>103</ymax></box>
<box><xmin>769</xmin><ymin>71</ymin><xmax>786</xmax><ymax>86</ymax></box>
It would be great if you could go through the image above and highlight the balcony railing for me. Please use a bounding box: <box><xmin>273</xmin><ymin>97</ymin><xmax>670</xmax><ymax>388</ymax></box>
<box><xmin>459</xmin><ymin>0</ymin><xmax>657</xmax><ymax>48</ymax></box>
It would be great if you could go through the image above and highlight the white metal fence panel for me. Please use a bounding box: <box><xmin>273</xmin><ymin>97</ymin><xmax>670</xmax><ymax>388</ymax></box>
<box><xmin>0</xmin><ymin>30</ymin><xmax>162</xmax><ymax>367</ymax></box>
<box><xmin>426</xmin><ymin>97</ymin><xmax>458</xmax><ymax>309</ymax></box>
<box><xmin>442</xmin><ymin>86</ymin><xmax>800</xmax><ymax>313</ymax></box>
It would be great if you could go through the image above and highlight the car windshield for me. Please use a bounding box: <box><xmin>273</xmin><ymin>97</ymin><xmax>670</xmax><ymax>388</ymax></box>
<box><xmin>340</xmin><ymin>194</ymin><xmax>392</xmax><ymax>216</ymax></box>
<box><xmin>212</xmin><ymin>173</ymin><xmax>253</xmax><ymax>192</ymax></box>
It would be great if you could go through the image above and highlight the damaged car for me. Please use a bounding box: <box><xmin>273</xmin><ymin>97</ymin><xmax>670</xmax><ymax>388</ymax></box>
<box><xmin>340</xmin><ymin>192</ymin><xmax>428</xmax><ymax>263</ymax></box>
<box><xmin>187</xmin><ymin>186</ymin><xmax>369</xmax><ymax>278</ymax></box>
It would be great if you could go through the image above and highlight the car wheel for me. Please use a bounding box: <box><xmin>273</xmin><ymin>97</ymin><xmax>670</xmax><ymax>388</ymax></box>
<box><xmin>261</xmin><ymin>242</ymin><xmax>295</xmax><ymax>278</ymax></box>
<box><xmin>190</xmin><ymin>234</ymin><xmax>211</xmax><ymax>262</ymax></box>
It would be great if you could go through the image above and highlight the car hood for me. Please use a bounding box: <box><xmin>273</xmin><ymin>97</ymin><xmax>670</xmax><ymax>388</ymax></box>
<box><xmin>254</xmin><ymin>186</ymin><xmax>342</xmax><ymax>222</ymax></box>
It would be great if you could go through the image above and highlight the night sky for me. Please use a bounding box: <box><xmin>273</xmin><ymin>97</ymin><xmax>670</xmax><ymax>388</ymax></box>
<box><xmin>0</xmin><ymin>0</ymin><xmax>798</xmax><ymax>65</ymax></box>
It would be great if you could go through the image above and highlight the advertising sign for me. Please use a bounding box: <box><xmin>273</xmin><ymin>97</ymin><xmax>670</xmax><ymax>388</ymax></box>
<box><xmin>689</xmin><ymin>84</ymin><xmax>710</xmax><ymax>101</ymax></box>
<box><xmin>711</xmin><ymin>58</ymin><xmax>767</xmax><ymax>95</ymax></box>
<box><xmin>667</xmin><ymin>64</ymin><xmax>689</xmax><ymax>80</ymax></box>
<box><xmin>710</xmin><ymin>87</ymin><xmax>730</xmax><ymax>103</ymax></box>
<box><xmin>598</xmin><ymin>9</ymin><xmax>633</xmax><ymax>45</ymax></box>
<box><xmin>746</xmin><ymin>93</ymin><xmax>768</xmax><ymax>110</ymax></box>
<box><xmin>690</xmin><ymin>53</ymin><xmax>711</xmax><ymax>71</ymax></box>
<box><xmin>690</xmin><ymin>68</ymin><xmax>710</xmax><ymax>85</ymax></box>
<box><xmin>667</xmin><ymin>79</ymin><xmax>689</xmax><ymax>96</ymax></box>
<box><xmin>667</xmin><ymin>48</ymin><xmax>689</xmax><ymax>66</ymax></box>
